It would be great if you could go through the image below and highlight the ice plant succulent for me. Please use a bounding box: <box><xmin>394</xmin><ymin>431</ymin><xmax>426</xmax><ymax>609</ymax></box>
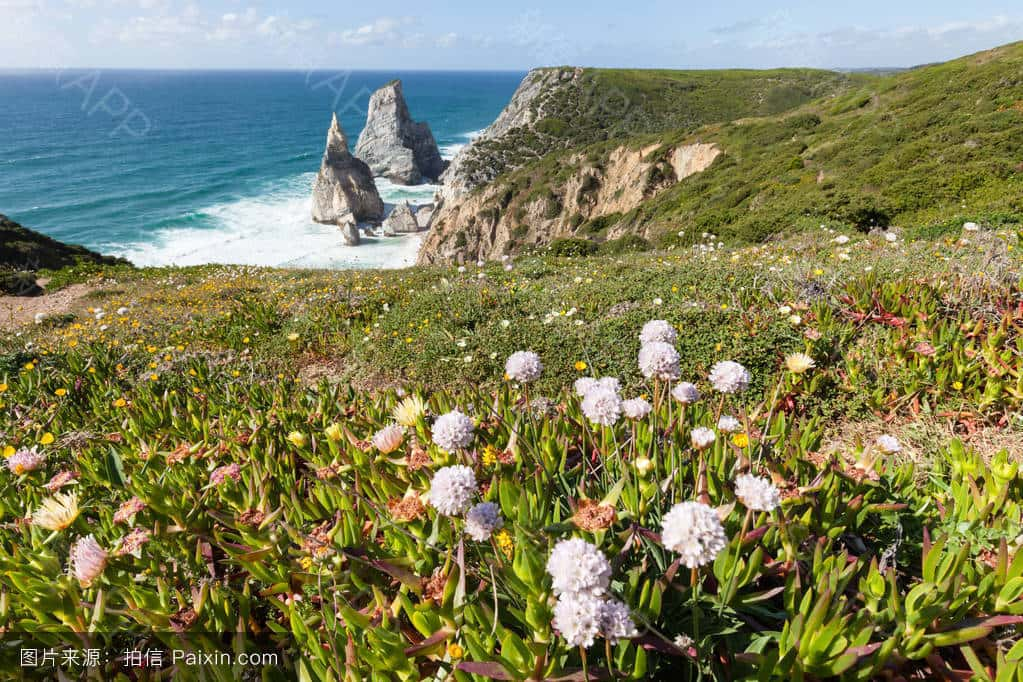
<box><xmin>32</xmin><ymin>491</ymin><xmax>80</xmax><ymax>531</ymax></box>
<box><xmin>504</xmin><ymin>351</ymin><xmax>543</xmax><ymax>383</ymax></box>
<box><xmin>785</xmin><ymin>352</ymin><xmax>816</xmax><ymax>374</ymax></box>
<box><xmin>372</xmin><ymin>424</ymin><xmax>404</xmax><ymax>454</ymax></box>
<box><xmin>69</xmin><ymin>534</ymin><xmax>108</xmax><ymax>587</ymax></box>
<box><xmin>6</xmin><ymin>447</ymin><xmax>45</xmax><ymax>475</ymax></box>
<box><xmin>661</xmin><ymin>501</ymin><xmax>728</xmax><ymax>568</ymax></box>
<box><xmin>429</xmin><ymin>465</ymin><xmax>476</xmax><ymax>516</ymax></box>
<box><xmin>393</xmin><ymin>394</ymin><xmax>427</xmax><ymax>427</ymax></box>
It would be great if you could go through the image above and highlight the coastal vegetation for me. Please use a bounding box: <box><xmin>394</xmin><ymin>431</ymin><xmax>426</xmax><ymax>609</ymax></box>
<box><xmin>2</xmin><ymin>220</ymin><xmax>1022</xmax><ymax>679</ymax></box>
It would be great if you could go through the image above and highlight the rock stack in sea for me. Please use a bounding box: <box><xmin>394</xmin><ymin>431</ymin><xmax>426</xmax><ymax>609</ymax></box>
<box><xmin>311</xmin><ymin>113</ymin><xmax>384</xmax><ymax>229</ymax></box>
<box><xmin>381</xmin><ymin>202</ymin><xmax>420</xmax><ymax>236</ymax></box>
<box><xmin>355</xmin><ymin>80</ymin><xmax>447</xmax><ymax>185</ymax></box>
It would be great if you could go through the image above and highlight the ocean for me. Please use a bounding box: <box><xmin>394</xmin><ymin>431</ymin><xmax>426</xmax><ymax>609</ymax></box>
<box><xmin>0</xmin><ymin>70</ymin><xmax>524</xmax><ymax>268</ymax></box>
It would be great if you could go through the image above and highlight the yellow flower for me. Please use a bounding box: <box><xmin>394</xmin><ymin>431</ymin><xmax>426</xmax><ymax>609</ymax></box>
<box><xmin>299</xmin><ymin>556</ymin><xmax>313</xmax><ymax>570</ymax></box>
<box><xmin>732</xmin><ymin>433</ymin><xmax>750</xmax><ymax>449</ymax></box>
<box><xmin>447</xmin><ymin>643</ymin><xmax>464</xmax><ymax>660</ymax></box>
<box><xmin>785</xmin><ymin>352</ymin><xmax>816</xmax><ymax>374</ymax></box>
<box><xmin>150</xmin><ymin>374</ymin><xmax>159</xmax><ymax>381</ymax></box>
<box><xmin>32</xmin><ymin>492</ymin><xmax>80</xmax><ymax>531</ymax></box>
<box><xmin>39</xmin><ymin>432</ymin><xmax>55</xmax><ymax>445</ymax></box>
<box><xmin>287</xmin><ymin>431</ymin><xmax>308</xmax><ymax>448</ymax></box>
<box><xmin>113</xmin><ymin>398</ymin><xmax>127</xmax><ymax>408</ymax></box>
<box><xmin>952</xmin><ymin>381</ymin><xmax>964</xmax><ymax>391</ymax></box>
<box><xmin>0</xmin><ymin>383</ymin><xmax>7</xmax><ymax>393</ymax></box>
<box><xmin>23</xmin><ymin>362</ymin><xmax>35</xmax><ymax>371</ymax></box>
<box><xmin>55</xmin><ymin>388</ymin><xmax>67</xmax><ymax>397</ymax></box>
<box><xmin>323</xmin><ymin>423</ymin><xmax>343</xmax><ymax>442</ymax></box>
<box><xmin>287</xmin><ymin>333</ymin><xmax>300</xmax><ymax>342</ymax></box>
<box><xmin>493</xmin><ymin>529</ymin><xmax>513</xmax><ymax>559</ymax></box>
<box><xmin>635</xmin><ymin>456</ymin><xmax>654</xmax><ymax>476</ymax></box>
<box><xmin>574</xmin><ymin>361</ymin><xmax>588</xmax><ymax>371</ymax></box>
<box><xmin>481</xmin><ymin>445</ymin><xmax>498</xmax><ymax>467</ymax></box>
<box><xmin>392</xmin><ymin>395</ymin><xmax>426</xmax><ymax>427</ymax></box>
<box><xmin>2</xmin><ymin>445</ymin><xmax>15</xmax><ymax>458</ymax></box>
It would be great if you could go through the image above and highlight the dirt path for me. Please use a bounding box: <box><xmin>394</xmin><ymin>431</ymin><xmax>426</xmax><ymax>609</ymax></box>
<box><xmin>0</xmin><ymin>283</ymin><xmax>101</xmax><ymax>331</ymax></box>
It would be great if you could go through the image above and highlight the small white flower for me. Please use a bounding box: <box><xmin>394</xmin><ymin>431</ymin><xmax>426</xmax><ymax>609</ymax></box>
<box><xmin>553</xmin><ymin>592</ymin><xmax>603</xmax><ymax>647</ymax></box>
<box><xmin>500</xmin><ymin>319</ymin><xmax>511</xmax><ymax>328</ymax></box>
<box><xmin>875</xmin><ymin>435</ymin><xmax>902</xmax><ymax>454</ymax></box>
<box><xmin>671</xmin><ymin>382</ymin><xmax>700</xmax><ymax>404</ymax></box>
<box><xmin>639</xmin><ymin>320</ymin><xmax>677</xmax><ymax>345</ymax></box>
<box><xmin>429</xmin><ymin>465</ymin><xmax>477</xmax><ymax>516</ymax></box>
<box><xmin>638</xmin><ymin>341</ymin><xmax>681</xmax><ymax>381</ymax></box>
<box><xmin>708</xmin><ymin>360</ymin><xmax>750</xmax><ymax>394</ymax></box>
<box><xmin>717</xmin><ymin>415</ymin><xmax>741</xmax><ymax>433</ymax></box>
<box><xmin>661</xmin><ymin>501</ymin><xmax>727</xmax><ymax>568</ymax></box>
<box><xmin>833</xmin><ymin>235</ymin><xmax>850</xmax><ymax>244</ymax></box>
<box><xmin>690</xmin><ymin>427</ymin><xmax>716</xmax><ymax>450</ymax></box>
<box><xmin>777</xmin><ymin>305</ymin><xmax>792</xmax><ymax>316</ymax></box>
<box><xmin>622</xmin><ymin>398</ymin><xmax>652</xmax><ymax>420</ymax></box>
<box><xmin>505</xmin><ymin>351</ymin><xmax>543</xmax><ymax>383</ymax></box>
<box><xmin>963</xmin><ymin>222</ymin><xmax>980</xmax><ymax>232</ymax></box>
<box><xmin>788</xmin><ymin>314</ymin><xmax>802</xmax><ymax>326</ymax></box>
<box><xmin>464</xmin><ymin>501</ymin><xmax>503</xmax><ymax>541</ymax></box>
<box><xmin>582</xmin><ymin>386</ymin><xmax>622</xmax><ymax>426</ymax></box>
<box><xmin>885</xmin><ymin>231</ymin><xmax>898</xmax><ymax>243</ymax></box>
<box><xmin>735</xmin><ymin>473</ymin><xmax>781</xmax><ymax>512</ymax></box>
<box><xmin>432</xmin><ymin>410</ymin><xmax>475</xmax><ymax>451</ymax></box>
<box><xmin>546</xmin><ymin>537</ymin><xmax>612</xmax><ymax>596</ymax></box>
<box><xmin>652</xmin><ymin>297</ymin><xmax>663</xmax><ymax>306</ymax></box>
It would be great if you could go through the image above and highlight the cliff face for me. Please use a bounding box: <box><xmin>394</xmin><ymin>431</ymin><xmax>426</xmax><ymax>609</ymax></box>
<box><xmin>311</xmin><ymin>114</ymin><xmax>384</xmax><ymax>225</ymax></box>
<box><xmin>419</xmin><ymin>141</ymin><xmax>720</xmax><ymax>264</ymax></box>
<box><xmin>354</xmin><ymin>80</ymin><xmax>446</xmax><ymax>185</ymax></box>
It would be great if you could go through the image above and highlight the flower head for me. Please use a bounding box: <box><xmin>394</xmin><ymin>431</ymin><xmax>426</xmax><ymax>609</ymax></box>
<box><xmin>372</xmin><ymin>424</ymin><xmax>405</xmax><ymax>454</ymax></box>
<box><xmin>113</xmin><ymin>496</ymin><xmax>146</xmax><ymax>524</ymax></box>
<box><xmin>32</xmin><ymin>491</ymin><xmax>80</xmax><ymax>531</ymax></box>
<box><xmin>735</xmin><ymin>473</ymin><xmax>781</xmax><ymax>512</ymax></box>
<box><xmin>546</xmin><ymin>537</ymin><xmax>612</xmax><ymax>597</ymax></box>
<box><xmin>671</xmin><ymin>382</ymin><xmax>700</xmax><ymax>404</ymax></box>
<box><xmin>553</xmin><ymin>592</ymin><xmax>603</xmax><ymax>647</ymax></box>
<box><xmin>621</xmin><ymin>397</ymin><xmax>652</xmax><ymax>420</ymax></box>
<box><xmin>505</xmin><ymin>351</ymin><xmax>543</xmax><ymax>383</ymax></box>
<box><xmin>661</xmin><ymin>501</ymin><xmax>728</xmax><ymax>568</ymax></box>
<box><xmin>708</xmin><ymin>360</ymin><xmax>751</xmax><ymax>394</ymax></box>
<box><xmin>432</xmin><ymin>410</ymin><xmax>475</xmax><ymax>452</ymax></box>
<box><xmin>6</xmin><ymin>447</ymin><xmax>45</xmax><ymax>475</ymax></box>
<box><xmin>581</xmin><ymin>386</ymin><xmax>622</xmax><ymax>426</ymax></box>
<box><xmin>875</xmin><ymin>435</ymin><xmax>902</xmax><ymax>454</ymax></box>
<box><xmin>717</xmin><ymin>415</ymin><xmax>741</xmax><ymax>433</ymax></box>
<box><xmin>785</xmin><ymin>352</ymin><xmax>816</xmax><ymax>374</ymax></box>
<box><xmin>690</xmin><ymin>427</ymin><xmax>716</xmax><ymax>450</ymax></box>
<box><xmin>210</xmin><ymin>463</ymin><xmax>241</xmax><ymax>485</ymax></box>
<box><xmin>70</xmin><ymin>535</ymin><xmax>108</xmax><ymax>587</ymax></box>
<box><xmin>429</xmin><ymin>465</ymin><xmax>477</xmax><ymax>516</ymax></box>
<box><xmin>574</xmin><ymin>376</ymin><xmax>620</xmax><ymax>398</ymax></box>
<box><xmin>464</xmin><ymin>501</ymin><xmax>503</xmax><ymax>541</ymax></box>
<box><xmin>639</xmin><ymin>320</ymin><xmax>677</xmax><ymax>345</ymax></box>
<box><xmin>393</xmin><ymin>395</ymin><xmax>427</xmax><ymax>427</ymax></box>
<box><xmin>286</xmin><ymin>431</ymin><xmax>308</xmax><ymax>448</ymax></box>
<box><xmin>638</xmin><ymin>342</ymin><xmax>681</xmax><ymax>381</ymax></box>
<box><xmin>599</xmin><ymin>599</ymin><xmax>639</xmax><ymax>643</ymax></box>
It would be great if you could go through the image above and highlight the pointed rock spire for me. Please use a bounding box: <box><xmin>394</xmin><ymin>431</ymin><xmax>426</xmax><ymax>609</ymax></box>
<box><xmin>354</xmin><ymin>80</ymin><xmax>447</xmax><ymax>185</ymax></box>
<box><xmin>311</xmin><ymin>114</ymin><xmax>384</xmax><ymax>227</ymax></box>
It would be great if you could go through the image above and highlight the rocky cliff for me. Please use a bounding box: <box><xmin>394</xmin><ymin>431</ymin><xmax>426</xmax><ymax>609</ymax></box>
<box><xmin>419</xmin><ymin>141</ymin><xmax>720</xmax><ymax>264</ymax></box>
<box><xmin>311</xmin><ymin>114</ymin><xmax>384</xmax><ymax>225</ymax></box>
<box><xmin>354</xmin><ymin>80</ymin><xmax>446</xmax><ymax>185</ymax></box>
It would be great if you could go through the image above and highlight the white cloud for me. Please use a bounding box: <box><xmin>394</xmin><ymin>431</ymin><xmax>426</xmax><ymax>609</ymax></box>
<box><xmin>436</xmin><ymin>32</ymin><xmax>458</xmax><ymax>48</ymax></box>
<box><xmin>333</xmin><ymin>16</ymin><xmax>419</xmax><ymax>47</ymax></box>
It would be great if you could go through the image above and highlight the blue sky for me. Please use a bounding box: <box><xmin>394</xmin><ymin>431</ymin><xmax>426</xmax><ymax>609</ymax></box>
<box><xmin>1</xmin><ymin>0</ymin><xmax>1022</xmax><ymax>70</ymax></box>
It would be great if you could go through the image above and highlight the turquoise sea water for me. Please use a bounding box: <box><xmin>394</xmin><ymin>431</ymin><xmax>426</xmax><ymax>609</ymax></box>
<box><xmin>0</xmin><ymin>70</ymin><xmax>523</xmax><ymax>268</ymax></box>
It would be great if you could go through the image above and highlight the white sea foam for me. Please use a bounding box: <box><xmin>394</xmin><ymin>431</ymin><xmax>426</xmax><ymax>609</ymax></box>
<box><xmin>110</xmin><ymin>173</ymin><xmax>425</xmax><ymax>269</ymax></box>
<box><xmin>439</xmin><ymin>129</ymin><xmax>484</xmax><ymax>160</ymax></box>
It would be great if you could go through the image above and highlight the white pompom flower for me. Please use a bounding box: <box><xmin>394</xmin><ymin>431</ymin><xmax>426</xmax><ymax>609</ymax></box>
<box><xmin>690</xmin><ymin>427</ymin><xmax>716</xmax><ymax>450</ymax></box>
<box><xmin>671</xmin><ymin>382</ymin><xmax>701</xmax><ymax>404</ymax></box>
<box><xmin>708</xmin><ymin>360</ymin><xmax>751</xmax><ymax>394</ymax></box>
<box><xmin>639</xmin><ymin>320</ymin><xmax>677</xmax><ymax>345</ymax></box>
<box><xmin>553</xmin><ymin>592</ymin><xmax>603</xmax><ymax>647</ymax></box>
<box><xmin>432</xmin><ymin>409</ymin><xmax>475</xmax><ymax>451</ymax></box>
<box><xmin>717</xmin><ymin>415</ymin><xmax>741</xmax><ymax>433</ymax></box>
<box><xmin>875</xmin><ymin>435</ymin><xmax>902</xmax><ymax>454</ymax></box>
<box><xmin>429</xmin><ymin>465</ymin><xmax>477</xmax><ymax>516</ymax></box>
<box><xmin>599</xmin><ymin>599</ymin><xmax>639</xmax><ymax>643</ymax></box>
<box><xmin>638</xmin><ymin>342</ymin><xmax>681</xmax><ymax>381</ymax></box>
<box><xmin>621</xmin><ymin>398</ymin><xmax>652</xmax><ymax>420</ymax></box>
<box><xmin>546</xmin><ymin>537</ymin><xmax>612</xmax><ymax>597</ymax></box>
<box><xmin>735</xmin><ymin>473</ymin><xmax>782</xmax><ymax>512</ymax></box>
<box><xmin>464</xmin><ymin>501</ymin><xmax>503</xmax><ymax>541</ymax></box>
<box><xmin>661</xmin><ymin>501</ymin><xmax>728</xmax><ymax>568</ymax></box>
<box><xmin>505</xmin><ymin>351</ymin><xmax>543</xmax><ymax>383</ymax></box>
<box><xmin>581</xmin><ymin>386</ymin><xmax>622</xmax><ymax>426</ymax></box>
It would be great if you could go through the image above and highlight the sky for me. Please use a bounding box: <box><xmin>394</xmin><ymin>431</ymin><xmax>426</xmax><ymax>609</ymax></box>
<box><xmin>1</xmin><ymin>0</ymin><xmax>1022</xmax><ymax>71</ymax></box>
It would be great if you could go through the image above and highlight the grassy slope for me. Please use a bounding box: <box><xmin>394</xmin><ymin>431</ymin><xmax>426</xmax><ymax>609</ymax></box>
<box><xmin>0</xmin><ymin>214</ymin><xmax>128</xmax><ymax>271</ymax></box>
<box><xmin>471</xmin><ymin>42</ymin><xmax>1023</xmax><ymax>249</ymax></box>
<box><xmin>457</xmin><ymin>66</ymin><xmax>855</xmax><ymax>188</ymax></box>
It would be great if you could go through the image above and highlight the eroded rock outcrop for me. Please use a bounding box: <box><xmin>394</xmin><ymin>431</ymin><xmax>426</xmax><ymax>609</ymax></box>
<box><xmin>311</xmin><ymin>114</ymin><xmax>384</xmax><ymax>226</ymax></box>
<box><xmin>381</xmin><ymin>202</ymin><xmax>419</xmax><ymax>236</ymax></box>
<box><xmin>418</xmin><ymin>142</ymin><xmax>721</xmax><ymax>264</ymax></box>
<box><xmin>354</xmin><ymin>81</ymin><xmax>446</xmax><ymax>185</ymax></box>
